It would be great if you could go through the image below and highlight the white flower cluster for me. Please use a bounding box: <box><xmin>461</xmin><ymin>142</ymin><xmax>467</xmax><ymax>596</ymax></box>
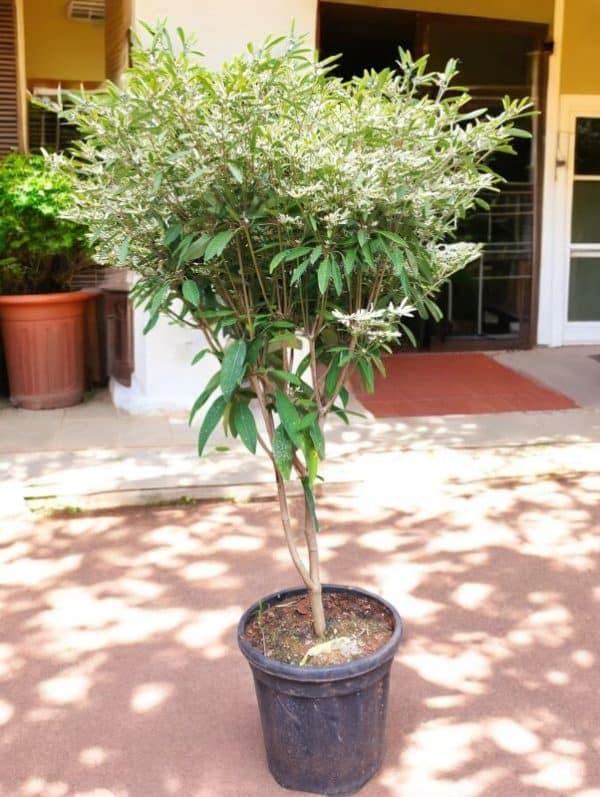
<box><xmin>332</xmin><ymin>299</ymin><xmax>415</xmax><ymax>345</ymax></box>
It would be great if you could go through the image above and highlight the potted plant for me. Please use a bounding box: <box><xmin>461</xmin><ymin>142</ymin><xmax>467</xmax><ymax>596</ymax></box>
<box><xmin>0</xmin><ymin>153</ymin><xmax>94</xmax><ymax>409</ymax></box>
<box><xmin>54</xmin><ymin>25</ymin><xmax>530</xmax><ymax>795</ymax></box>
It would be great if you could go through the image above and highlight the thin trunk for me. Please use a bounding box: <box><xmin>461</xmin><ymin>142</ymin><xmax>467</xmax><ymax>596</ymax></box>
<box><xmin>303</xmin><ymin>495</ymin><xmax>326</xmax><ymax>638</ymax></box>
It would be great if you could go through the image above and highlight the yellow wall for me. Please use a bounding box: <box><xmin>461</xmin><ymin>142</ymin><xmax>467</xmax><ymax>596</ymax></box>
<box><xmin>561</xmin><ymin>0</ymin><xmax>600</xmax><ymax>94</ymax></box>
<box><xmin>135</xmin><ymin>0</ymin><xmax>318</xmax><ymax>68</ymax></box>
<box><xmin>23</xmin><ymin>0</ymin><xmax>104</xmax><ymax>83</ymax></box>
<box><xmin>324</xmin><ymin>0</ymin><xmax>554</xmax><ymax>26</ymax></box>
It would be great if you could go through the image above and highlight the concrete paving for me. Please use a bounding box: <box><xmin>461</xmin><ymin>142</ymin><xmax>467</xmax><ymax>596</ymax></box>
<box><xmin>1</xmin><ymin>350</ymin><xmax>600</xmax><ymax>515</ymax></box>
<box><xmin>1</xmin><ymin>348</ymin><xmax>600</xmax><ymax>796</ymax></box>
<box><xmin>1</xmin><ymin>476</ymin><xmax>599</xmax><ymax>797</ymax></box>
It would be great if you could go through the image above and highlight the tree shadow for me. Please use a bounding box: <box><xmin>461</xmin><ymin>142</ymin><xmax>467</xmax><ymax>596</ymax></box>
<box><xmin>1</xmin><ymin>471</ymin><xmax>599</xmax><ymax>796</ymax></box>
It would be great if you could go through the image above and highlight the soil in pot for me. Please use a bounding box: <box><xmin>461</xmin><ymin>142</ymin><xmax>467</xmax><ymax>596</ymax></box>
<box><xmin>244</xmin><ymin>591</ymin><xmax>394</xmax><ymax>666</ymax></box>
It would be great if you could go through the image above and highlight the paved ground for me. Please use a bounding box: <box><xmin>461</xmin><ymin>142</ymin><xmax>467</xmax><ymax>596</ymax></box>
<box><xmin>1</xmin><ymin>473</ymin><xmax>599</xmax><ymax>797</ymax></box>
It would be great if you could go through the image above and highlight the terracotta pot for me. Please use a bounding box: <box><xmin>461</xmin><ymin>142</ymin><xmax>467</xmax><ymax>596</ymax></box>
<box><xmin>0</xmin><ymin>291</ymin><xmax>96</xmax><ymax>410</ymax></box>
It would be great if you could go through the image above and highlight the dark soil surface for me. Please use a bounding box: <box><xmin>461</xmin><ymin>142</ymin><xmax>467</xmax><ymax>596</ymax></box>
<box><xmin>244</xmin><ymin>591</ymin><xmax>394</xmax><ymax>666</ymax></box>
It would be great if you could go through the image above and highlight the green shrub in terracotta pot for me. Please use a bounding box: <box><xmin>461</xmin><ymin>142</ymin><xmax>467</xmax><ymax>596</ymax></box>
<box><xmin>53</xmin><ymin>25</ymin><xmax>531</xmax><ymax>794</ymax></box>
<box><xmin>0</xmin><ymin>153</ymin><xmax>94</xmax><ymax>409</ymax></box>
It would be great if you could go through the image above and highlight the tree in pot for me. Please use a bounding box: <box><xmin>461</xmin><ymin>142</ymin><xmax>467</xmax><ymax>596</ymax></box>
<box><xmin>54</xmin><ymin>26</ymin><xmax>530</xmax><ymax>795</ymax></box>
<box><xmin>0</xmin><ymin>153</ymin><xmax>93</xmax><ymax>409</ymax></box>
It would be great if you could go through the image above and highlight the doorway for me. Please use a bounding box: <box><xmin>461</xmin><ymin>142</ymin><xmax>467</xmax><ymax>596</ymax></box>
<box><xmin>561</xmin><ymin>102</ymin><xmax>600</xmax><ymax>343</ymax></box>
<box><xmin>318</xmin><ymin>3</ymin><xmax>548</xmax><ymax>350</ymax></box>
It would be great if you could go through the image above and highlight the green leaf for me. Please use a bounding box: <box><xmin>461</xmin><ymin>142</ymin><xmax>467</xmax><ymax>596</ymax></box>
<box><xmin>338</xmin><ymin>386</ymin><xmax>349</xmax><ymax>408</ymax></box>
<box><xmin>357</xmin><ymin>359</ymin><xmax>375</xmax><ymax>393</ymax></box>
<box><xmin>164</xmin><ymin>221</ymin><xmax>182</xmax><ymax>246</ymax></box>
<box><xmin>325</xmin><ymin>354</ymin><xmax>340</xmax><ymax>398</ymax></box>
<box><xmin>185</xmin><ymin>235</ymin><xmax>211</xmax><ymax>261</ymax></box>
<box><xmin>297</xmin><ymin>411</ymin><xmax>318</xmax><ymax>431</ymax></box>
<box><xmin>182</xmin><ymin>279</ymin><xmax>200</xmax><ymax>307</ymax></box>
<box><xmin>118</xmin><ymin>238</ymin><xmax>130</xmax><ymax>263</ymax></box>
<box><xmin>247</xmin><ymin>336</ymin><xmax>264</xmax><ymax>365</ymax></box>
<box><xmin>305</xmin><ymin>442</ymin><xmax>319</xmax><ymax>487</ymax></box>
<box><xmin>205</xmin><ymin>230</ymin><xmax>235</xmax><ymax>260</ymax></box>
<box><xmin>268</xmin><ymin>369</ymin><xmax>301</xmax><ymax>386</ymax></box>
<box><xmin>149</xmin><ymin>284</ymin><xmax>169</xmax><ymax>315</ymax></box>
<box><xmin>343</xmin><ymin>248</ymin><xmax>357</xmax><ymax>275</ymax></box>
<box><xmin>357</xmin><ymin>229</ymin><xmax>367</xmax><ymax>248</ymax></box>
<box><xmin>291</xmin><ymin>258</ymin><xmax>310</xmax><ymax>285</ymax></box>
<box><xmin>301</xmin><ymin>476</ymin><xmax>320</xmax><ymax>532</ymax></box>
<box><xmin>269</xmin><ymin>251</ymin><xmax>287</xmax><ymax>273</ymax></box>
<box><xmin>227</xmin><ymin>162</ymin><xmax>243</xmax><ymax>183</ymax></box>
<box><xmin>188</xmin><ymin>372</ymin><xmax>220</xmax><ymax>425</ymax></box>
<box><xmin>197</xmin><ymin>395</ymin><xmax>227</xmax><ymax>456</ymax></box>
<box><xmin>309</xmin><ymin>422</ymin><xmax>325</xmax><ymax>459</ymax></box>
<box><xmin>233</xmin><ymin>403</ymin><xmax>257</xmax><ymax>454</ymax></box>
<box><xmin>275</xmin><ymin>389</ymin><xmax>303</xmax><ymax>449</ymax></box>
<box><xmin>331</xmin><ymin>258</ymin><xmax>343</xmax><ymax>295</ymax></box>
<box><xmin>143</xmin><ymin>312</ymin><xmax>159</xmax><ymax>335</ymax></box>
<box><xmin>191</xmin><ymin>348</ymin><xmax>209</xmax><ymax>365</ymax></box>
<box><xmin>273</xmin><ymin>424</ymin><xmax>293</xmax><ymax>480</ymax></box>
<box><xmin>317</xmin><ymin>257</ymin><xmax>331</xmax><ymax>294</ymax></box>
<box><xmin>220</xmin><ymin>340</ymin><xmax>247</xmax><ymax>400</ymax></box>
<box><xmin>379</xmin><ymin>230</ymin><xmax>405</xmax><ymax>245</ymax></box>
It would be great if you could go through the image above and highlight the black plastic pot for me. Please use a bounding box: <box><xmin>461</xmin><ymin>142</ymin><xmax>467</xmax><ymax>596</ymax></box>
<box><xmin>237</xmin><ymin>584</ymin><xmax>403</xmax><ymax>796</ymax></box>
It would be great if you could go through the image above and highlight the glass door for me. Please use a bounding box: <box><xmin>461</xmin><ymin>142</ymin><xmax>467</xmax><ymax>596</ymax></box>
<box><xmin>565</xmin><ymin>116</ymin><xmax>600</xmax><ymax>341</ymax></box>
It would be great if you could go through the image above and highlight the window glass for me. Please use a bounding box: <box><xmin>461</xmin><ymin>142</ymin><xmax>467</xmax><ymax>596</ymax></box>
<box><xmin>575</xmin><ymin>117</ymin><xmax>600</xmax><ymax>175</ymax></box>
<box><xmin>571</xmin><ymin>181</ymin><xmax>600</xmax><ymax>243</ymax></box>
<box><xmin>568</xmin><ymin>257</ymin><xmax>600</xmax><ymax>321</ymax></box>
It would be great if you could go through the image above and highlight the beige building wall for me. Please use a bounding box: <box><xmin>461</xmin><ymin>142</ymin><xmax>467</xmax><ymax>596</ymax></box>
<box><xmin>560</xmin><ymin>0</ymin><xmax>600</xmax><ymax>94</ymax></box>
<box><xmin>23</xmin><ymin>0</ymin><xmax>104</xmax><ymax>83</ymax></box>
<box><xmin>135</xmin><ymin>0</ymin><xmax>318</xmax><ymax>67</ymax></box>
<box><xmin>324</xmin><ymin>0</ymin><xmax>554</xmax><ymax>26</ymax></box>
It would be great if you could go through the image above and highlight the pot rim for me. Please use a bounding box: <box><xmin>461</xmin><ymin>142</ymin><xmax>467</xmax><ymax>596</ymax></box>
<box><xmin>0</xmin><ymin>289</ymin><xmax>99</xmax><ymax>306</ymax></box>
<box><xmin>237</xmin><ymin>583</ymin><xmax>402</xmax><ymax>683</ymax></box>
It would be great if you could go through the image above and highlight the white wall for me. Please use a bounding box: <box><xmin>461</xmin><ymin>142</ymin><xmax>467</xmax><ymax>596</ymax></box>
<box><xmin>111</xmin><ymin>308</ymin><xmax>218</xmax><ymax>414</ymax></box>
<box><xmin>134</xmin><ymin>0</ymin><xmax>318</xmax><ymax>67</ymax></box>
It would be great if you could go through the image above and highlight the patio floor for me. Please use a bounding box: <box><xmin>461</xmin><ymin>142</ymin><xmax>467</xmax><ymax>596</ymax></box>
<box><xmin>352</xmin><ymin>353</ymin><xmax>579</xmax><ymax>418</ymax></box>
<box><xmin>2</xmin><ymin>471</ymin><xmax>599</xmax><ymax>797</ymax></box>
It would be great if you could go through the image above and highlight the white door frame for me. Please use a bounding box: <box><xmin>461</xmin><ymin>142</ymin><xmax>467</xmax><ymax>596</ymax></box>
<box><xmin>557</xmin><ymin>95</ymin><xmax>600</xmax><ymax>344</ymax></box>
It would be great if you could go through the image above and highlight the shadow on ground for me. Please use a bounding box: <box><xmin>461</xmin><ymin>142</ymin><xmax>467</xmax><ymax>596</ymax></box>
<box><xmin>1</xmin><ymin>472</ymin><xmax>599</xmax><ymax>797</ymax></box>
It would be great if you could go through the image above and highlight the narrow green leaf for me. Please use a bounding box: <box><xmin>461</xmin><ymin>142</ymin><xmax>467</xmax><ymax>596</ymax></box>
<box><xmin>331</xmin><ymin>258</ymin><xmax>343</xmax><ymax>296</ymax></box>
<box><xmin>297</xmin><ymin>411</ymin><xmax>318</xmax><ymax>431</ymax></box>
<box><xmin>118</xmin><ymin>237</ymin><xmax>130</xmax><ymax>263</ymax></box>
<box><xmin>220</xmin><ymin>340</ymin><xmax>247</xmax><ymax>400</ymax></box>
<box><xmin>268</xmin><ymin>369</ymin><xmax>301</xmax><ymax>386</ymax></box>
<box><xmin>149</xmin><ymin>284</ymin><xmax>169</xmax><ymax>316</ymax></box>
<box><xmin>310</xmin><ymin>245</ymin><xmax>322</xmax><ymax>264</ymax></box>
<box><xmin>399</xmin><ymin>322</ymin><xmax>417</xmax><ymax>348</ymax></box>
<box><xmin>269</xmin><ymin>251</ymin><xmax>287</xmax><ymax>273</ymax></box>
<box><xmin>343</xmin><ymin>248</ymin><xmax>357</xmax><ymax>276</ymax></box>
<box><xmin>273</xmin><ymin>424</ymin><xmax>293</xmax><ymax>480</ymax></box>
<box><xmin>143</xmin><ymin>312</ymin><xmax>159</xmax><ymax>335</ymax></box>
<box><xmin>275</xmin><ymin>389</ymin><xmax>303</xmax><ymax>448</ymax></box>
<box><xmin>197</xmin><ymin>395</ymin><xmax>227</xmax><ymax>456</ymax></box>
<box><xmin>227</xmin><ymin>162</ymin><xmax>243</xmax><ymax>183</ymax></box>
<box><xmin>325</xmin><ymin>355</ymin><xmax>340</xmax><ymax>399</ymax></box>
<box><xmin>188</xmin><ymin>372</ymin><xmax>220</xmax><ymax>425</ymax></box>
<box><xmin>191</xmin><ymin>349</ymin><xmax>209</xmax><ymax>365</ymax></box>
<box><xmin>291</xmin><ymin>258</ymin><xmax>310</xmax><ymax>285</ymax></box>
<box><xmin>182</xmin><ymin>279</ymin><xmax>200</xmax><ymax>307</ymax></box>
<box><xmin>357</xmin><ymin>229</ymin><xmax>367</xmax><ymax>248</ymax></box>
<box><xmin>301</xmin><ymin>477</ymin><xmax>320</xmax><ymax>532</ymax></box>
<box><xmin>338</xmin><ymin>386</ymin><xmax>349</xmax><ymax>408</ymax></box>
<box><xmin>247</xmin><ymin>336</ymin><xmax>264</xmax><ymax>366</ymax></box>
<box><xmin>233</xmin><ymin>403</ymin><xmax>257</xmax><ymax>454</ymax></box>
<box><xmin>185</xmin><ymin>235</ymin><xmax>211</xmax><ymax>261</ymax></box>
<box><xmin>357</xmin><ymin>359</ymin><xmax>375</xmax><ymax>393</ymax></box>
<box><xmin>309</xmin><ymin>422</ymin><xmax>325</xmax><ymax>460</ymax></box>
<box><xmin>318</xmin><ymin>257</ymin><xmax>331</xmax><ymax>294</ymax></box>
<box><xmin>205</xmin><ymin>230</ymin><xmax>235</xmax><ymax>260</ymax></box>
<box><xmin>379</xmin><ymin>230</ymin><xmax>406</xmax><ymax>245</ymax></box>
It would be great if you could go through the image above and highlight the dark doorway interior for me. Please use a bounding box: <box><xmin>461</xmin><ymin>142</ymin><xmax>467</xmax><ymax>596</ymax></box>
<box><xmin>318</xmin><ymin>3</ymin><xmax>547</xmax><ymax>350</ymax></box>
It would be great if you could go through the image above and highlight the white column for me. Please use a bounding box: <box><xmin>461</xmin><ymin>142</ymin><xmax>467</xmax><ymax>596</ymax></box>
<box><xmin>537</xmin><ymin>0</ymin><xmax>566</xmax><ymax>346</ymax></box>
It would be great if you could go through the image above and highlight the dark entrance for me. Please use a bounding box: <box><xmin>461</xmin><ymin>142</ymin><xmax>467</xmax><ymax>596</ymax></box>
<box><xmin>318</xmin><ymin>3</ymin><xmax>548</xmax><ymax>349</ymax></box>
